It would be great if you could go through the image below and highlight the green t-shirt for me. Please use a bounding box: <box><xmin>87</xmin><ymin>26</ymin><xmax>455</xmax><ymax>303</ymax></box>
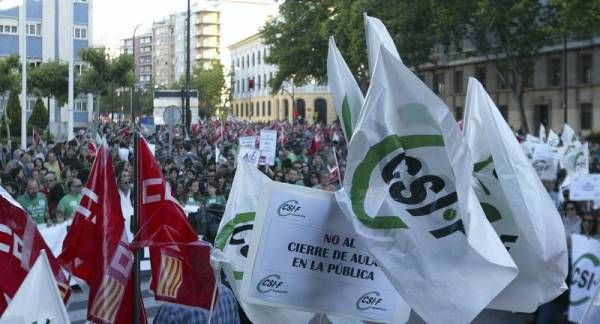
<box><xmin>17</xmin><ymin>193</ymin><xmax>48</xmax><ymax>224</ymax></box>
<box><xmin>57</xmin><ymin>193</ymin><xmax>82</xmax><ymax>218</ymax></box>
<box><xmin>203</xmin><ymin>195</ymin><xmax>226</xmax><ymax>206</ymax></box>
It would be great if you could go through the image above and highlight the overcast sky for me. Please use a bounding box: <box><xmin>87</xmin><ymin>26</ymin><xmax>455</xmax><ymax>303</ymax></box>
<box><xmin>93</xmin><ymin>0</ymin><xmax>188</xmax><ymax>47</ymax></box>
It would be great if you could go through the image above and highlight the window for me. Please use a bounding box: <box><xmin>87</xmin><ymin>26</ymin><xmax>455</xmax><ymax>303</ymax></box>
<box><xmin>252</xmin><ymin>53</ymin><xmax>255</xmax><ymax>66</ymax></box>
<box><xmin>75</xmin><ymin>99</ymin><xmax>87</xmax><ymax>112</ymax></box>
<box><xmin>433</xmin><ymin>72</ymin><xmax>445</xmax><ymax>95</ymax></box>
<box><xmin>497</xmin><ymin>73</ymin><xmax>508</xmax><ymax>90</ymax></box>
<box><xmin>264</xmin><ymin>74</ymin><xmax>267</xmax><ymax>88</ymax></box>
<box><xmin>28</xmin><ymin>60</ymin><xmax>41</xmax><ymax>69</ymax></box>
<box><xmin>262</xmin><ymin>101</ymin><xmax>265</xmax><ymax>116</ymax></box>
<box><xmin>25</xmin><ymin>98</ymin><xmax>36</xmax><ymax>112</ymax></box>
<box><xmin>241</xmin><ymin>57</ymin><xmax>244</xmax><ymax>69</ymax></box>
<box><xmin>581</xmin><ymin>103</ymin><xmax>592</xmax><ymax>130</ymax></box>
<box><xmin>75</xmin><ymin>63</ymin><xmax>84</xmax><ymax>75</ymax></box>
<box><xmin>455</xmin><ymin>106</ymin><xmax>463</xmax><ymax>120</ymax></box>
<box><xmin>26</xmin><ymin>23</ymin><xmax>41</xmax><ymax>36</ymax></box>
<box><xmin>246</xmin><ymin>54</ymin><xmax>249</xmax><ymax>67</ymax></box>
<box><xmin>74</xmin><ymin>26</ymin><xmax>88</xmax><ymax>40</ymax></box>
<box><xmin>0</xmin><ymin>23</ymin><xmax>18</xmax><ymax>35</ymax></box>
<box><xmin>268</xmin><ymin>101</ymin><xmax>272</xmax><ymax>116</ymax></box>
<box><xmin>475</xmin><ymin>66</ymin><xmax>486</xmax><ymax>88</ymax></box>
<box><xmin>548</xmin><ymin>57</ymin><xmax>561</xmax><ymax>87</ymax></box>
<box><xmin>257</xmin><ymin>75</ymin><xmax>261</xmax><ymax>89</ymax></box>
<box><xmin>453</xmin><ymin>70</ymin><xmax>463</xmax><ymax>93</ymax></box>
<box><xmin>580</xmin><ymin>54</ymin><xmax>593</xmax><ymax>84</ymax></box>
<box><xmin>257</xmin><ymin>50</ymin><xmax>261</xmax><ymax>64</ymax></box>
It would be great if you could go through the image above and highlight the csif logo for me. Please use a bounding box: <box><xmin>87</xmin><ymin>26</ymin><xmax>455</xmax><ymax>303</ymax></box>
<box><xmin>277</xmin><ymin>200</ymin><xmax>304</xmax><ymax>217</ymax></box>
<box><xmin>349</xmin><ymin>121</ymin><xmax>465</xmax><ymax>240</ymax></box>
<box><xmin>257</xmin><ymin>274</ymin><xmax>287</xmax><ymax>294</ymax></box>
<box><xmin>356</xmin><ymin>291</ymin><xmax>385</xmax><ymax>311</ymax></box>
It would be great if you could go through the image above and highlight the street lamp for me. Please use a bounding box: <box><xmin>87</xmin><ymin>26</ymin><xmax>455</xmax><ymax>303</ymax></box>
<box><xmin>131</xmin><ymin>24</ymin><xmax>142</xmax><ymax>132</ymax></box>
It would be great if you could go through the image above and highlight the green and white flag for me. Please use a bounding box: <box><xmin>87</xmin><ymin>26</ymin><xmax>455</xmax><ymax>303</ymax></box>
<box><xmin>548</xmin><ymin>129</ymin><xmax>560</xmax><ymax>148</ymax></box>
<box><xmin>327</xmin><ymin>36</ymin><xmax>364</xmax><ymax>141</ymax></box>
<box><xmin>464</xmin><ymin>78</ymin><xmax>568</xmax><ymax>312</ymax></box>
<box><xmin>364</xmin><ymin>14</ymin><xmax>401</xmax><ymax>77</ymax></box>
<box><xmin>215</xmin><ymin>162</ymin><xmax>316</xmax><ymax>324</ymax></box>
<box><xmin>335</xmin><ymin>47</ymin><xmax>517</xmax><ymax>324</ymax></box>
<box><xmin>562</xmin><ymin>124</ymin><xmax>578</xmax><ymax>146</ymax></box>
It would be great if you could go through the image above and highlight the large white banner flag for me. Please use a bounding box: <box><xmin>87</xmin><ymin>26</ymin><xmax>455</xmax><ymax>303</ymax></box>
<box><xmin>241</xmin><ymin>181</ymin><xmax>410</xmax><ymax>323</ymax></box>
<box><xmin>327</xmin><ymin>36</ymin><xmax>364</xmax><ymax>141</ymax></box>
<box><xmin>364</xmin><ymin>14</ymin><xmax>401</xmax><ymax>76</ymax></box>
<box><xmin>335</xmin><ymin>47</ymin><xmax>517</xmax><ymax>323</ymax></box>
<box><xmin>570</xmin><ymin>234</ymin><xmax>600</xmax><ymax>323</ymax></box>
<box><xmin>0</xmin><ymin>250</ymin><xmax>70</xmax><ymax>324</ymax></box>
<box><xmin>562</xmin><ymin>124</ymin><xmax>577</xmax><ymax>146</ymax></box>
<box><xmin>548</xmin><ymin>129</ymin><xmax>560</xmax><ymax>148</ymax></box>
<box><xmin>464</xmin><ymin>78</ymin><xmax>568</xmax><ymax>312</ymax></box>
<box><xmin>215</xmin><ymin>162</ymin><xmax>316</xmax><ymax>324</ymax></box>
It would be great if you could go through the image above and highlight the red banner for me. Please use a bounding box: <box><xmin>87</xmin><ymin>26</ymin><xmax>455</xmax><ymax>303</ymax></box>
<box><xmin>0</xmin><ymin>188</ymin><xmax>70</xmax><ymax>316</ymax></box>
<box><xmin>59</xmin><ymin>143</ymin><xmax>146</xmax><ymax>324</ymax></box>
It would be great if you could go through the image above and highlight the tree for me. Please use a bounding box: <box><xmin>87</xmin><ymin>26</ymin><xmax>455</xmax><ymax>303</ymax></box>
<box><xmin>28</xmin><ymin>97</ymin><xmax>48</xmax><ymax>132</ymax></box>
<box><xmin>27</xmin><ymin>61</ymin><xmax>68</xmax><ymax>135</ymax></box>
<box><xmin>435</xmin><ymin>0</ymin><xmax>556</xmax><ymax>133</ymax></box>
<box><xmin>261</xmin><ymin>0</ymin><xmax>441</xmax><ymax>92</ymax></box>
<box><xmin>79</xmin><ymin>48</ymin><xmax>134</xmax><ymax>121</ymax></box>
<box><xmin>6</xmin><ymin>90</ymin><xmax>21</xmax><ymax>137</ymax></box>
<box><xmin>0</xmin><ymin>55</ymin><xmax>20</xmax><ymax>140</ymax></box>
<box><xmin>187</xmin><ymin>62</ymin><xmax>226</xmax><ymax>117</ymax></box>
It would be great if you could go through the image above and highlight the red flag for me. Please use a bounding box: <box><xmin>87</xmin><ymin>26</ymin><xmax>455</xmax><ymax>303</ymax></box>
<box><xmin>133</xmin><ymin>137</ymin><xmax>216</xmax><ymax>309</ymax></box>
<box><xmin>59</xmin><ymin>143</ymin><xmax>146</xmax><ymax>324</ymax></box>
<box><xmin>87</xmin><ymin>142</ymin><xmax>97</xmax><ymax>164</ymax></box>
<box><xmin>0</xmin><ymin>187</ymin><xmax>71</xmax><ymax>315</ymax></box>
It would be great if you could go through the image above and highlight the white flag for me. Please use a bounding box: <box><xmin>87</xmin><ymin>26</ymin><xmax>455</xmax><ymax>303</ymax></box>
<box><xmin>570</xmin><ymin>234</ymin><xmax>600</xmax><ymax>323</ymax></box>
<box><xmin>562</xmin><ymin>124</ymin><xmax>577</xmax><ymax>146</ymax></box>
<box><xmin>464</xmin><ymin>78</ymin><xmax>568</xmax><ymax>312</ymax></box>
<box><xmin>335</xmin><ymin>46</ymin><xmax>517</xmax><ymax>324</ymax></box>
<box><xmin>548</xmin><ymin>129</ymin><xmax>560</xmax><ymax>148</ymax></box>
<box><xmin>0</xmin><ymin>250</ymin><xmax>70</xmax><ymax>324</ymax></box>
<box><xmin>327</xmin><ymin>36</ymin><xmax>364</xmax><ymax>141</ymax></box>
<box><xmin>563</xmin><ymin>142</ymin><xmax>589</xmax><ymax>177</ymax></box>
<box><xmin>215</xmin><ymin>162</ymin><xmax>316</xmax><ymax>324</ymax></box>
<box><xmin>364</xmin><ymin>14</ymin><xmax>401</xmax><ymax>77</ymax></box>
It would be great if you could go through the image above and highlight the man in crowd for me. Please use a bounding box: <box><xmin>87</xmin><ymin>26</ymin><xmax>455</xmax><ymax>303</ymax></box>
<box><xmin>17</xmin><ymin>178</ymin><xmax>49</xmax><ymax>225</ymax></box>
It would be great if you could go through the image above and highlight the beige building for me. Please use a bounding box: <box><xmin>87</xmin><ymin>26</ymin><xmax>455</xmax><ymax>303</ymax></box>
<box><xmin>153</xmin><ymin>15</ymin><xmax>177</xmax><ymax>88</ymax></box>
<box><xmin>120</xmin><ymin>32</ymin><xmax>153</xmax><ymax>87</ymax></box>
<box><xmin>422</xmin><ymin>37</ymin><xmax>600</xmax><ymax>134</ymax></box>
<box><xmin>229</xmin><ymin>33</ymin><xmax>336</xmax><ymax>124</ymax></box>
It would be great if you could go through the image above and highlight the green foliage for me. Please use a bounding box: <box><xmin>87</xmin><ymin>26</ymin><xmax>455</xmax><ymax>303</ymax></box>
<box><xmin>0</xmin><ymin>55</ymin><xmax>20</xmax><ymax>94</ymax></box>
<box><xmin>435</xmin><ymin>0</ymin><xmax>558</xmax><ymax>132</ymax></box>
<box><xmin>551</xmin><ymin>0</ymin><xmax>600</xmax><ymax>36</ymax></box>
<box><xmin>188</xmin><ymin>62</ymin><xmax>226</xmax><ymax>117</ymax></box>
<box><xmin>27</xmin><ymin>61</ymin><xmax>68</xmax><ymax>106</ymax></box>
<box><xmin>6</xmin><ymin>90</ymin><xmax>21</xmax><ymax>137</ymax></box>
<box><xmin>261</xmin><ymin>0</ymin><xmax>441</xmax><ymax>92</ymax></box>
<box><xmin>79</xmin><ymin>47</ymin><xmax>135</xmax><ymax>118</ymax></box>
<box><xmin>28</xmin><ymin>97</ymin><xmax>48</xmax><ymax>131</ymax></box>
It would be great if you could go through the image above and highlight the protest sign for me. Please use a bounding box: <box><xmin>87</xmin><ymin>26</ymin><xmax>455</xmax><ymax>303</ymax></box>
<box><xmin>570</xmin><ymin>175</ymin><xmax>600</xmax><ymax>201</ymax></box>
<box><xmin>241</xmin><ymin>181</ymin><xmax>410</xmax><ymax>323</ymax></box>
<box><xmin>238</xmin><ymin>147</ymin><xmax>260</xmax><ymax>167</ymax></box>
<box><xmin>259</xmin><ymin>130</ymin><xmax>277</xmax><ymax>166</ymax></box>
<box><xmin>532</xmin><ymin>145</ymin><xmax>560</xmax><ymax>181</ymax></box>
<box><xmin>570</xmin><ymin>234</ymin><xmax>600</xmax><ymax>323</ymax></box>
<box><xmin>239</xmin><ymin>136</ymin><xmax>256</xmax><ymax>148</ymax></box>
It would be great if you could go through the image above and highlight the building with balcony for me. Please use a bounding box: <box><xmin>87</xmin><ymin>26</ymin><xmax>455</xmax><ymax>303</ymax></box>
<box><xmin>230</xmin><ymin>33</ymin><xmax>335</xmax><ymax>124</ymax></box>
<box><xmin>0</xmin><ymin>0</ymin><xmax>93</xmax><ymax>138</ymax></box>
<box><xmin>153</xmin><ymin>16</ymin><xmax>177</xmax><ymax>88</ymax></box>
<box><xmin>421</xmin><ymin>37</ymin><xmax>600</xmax><ymax>134</ymax></box>
<box><xmin>120</xmin><ymin>32</ymin><xmax>153</xmax><ymax>88</ymax></box>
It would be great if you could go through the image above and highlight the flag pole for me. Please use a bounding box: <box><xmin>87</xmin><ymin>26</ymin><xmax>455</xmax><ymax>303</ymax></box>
<box><xmin>132</xmin><ymin>82</ymin><xmax>141</xmax><ymax>324</ymax></box>
<box><xmin>332</xmin><ymin>143</ymin><xmax>342</xmax><ymax>188</ymax></box>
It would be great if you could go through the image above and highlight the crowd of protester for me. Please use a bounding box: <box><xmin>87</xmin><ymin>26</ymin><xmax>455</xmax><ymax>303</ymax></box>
<box><xmin>4</xmin><ymin>118</ymin><xmax>600</xmax><ymax>323</ymax></box>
